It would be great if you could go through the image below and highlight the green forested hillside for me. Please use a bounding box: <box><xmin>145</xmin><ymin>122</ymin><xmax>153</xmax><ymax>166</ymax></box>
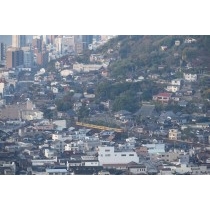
<box><xmin>96</xmin><ymin>35</ymin><xmax>210</xmax><ymax>80</ymax></box>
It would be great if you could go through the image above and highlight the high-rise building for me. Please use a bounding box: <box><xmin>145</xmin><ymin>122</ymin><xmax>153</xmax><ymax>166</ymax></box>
<box><xmin>82</xmin><ymin>35</ymin><xmax>93</xmax><ymax>50</ymax></box>
<box><xmin>6</xmin><ymin>47</ymin><xmax>24</xmax><ymax>69</ymax></box>
<box><xmin>36</xmin><ymin>51</ymin><xmax>49</xmax><ymax>67</ymax></box>
<box><xmin>0</xmin><ymin>42</ymin><xmax>6</xmax><ymax>62</ymax></box>
<box><xmin>62</xmin><ymin>36</ymin><xmax>75</xmax><ymax>54</ymax></box>
<box><xmin>54</xmin><ymin>36</ymin><xmax>63</xmax><ymax>54</ymax></box>
<box><xmin>22</xmin><ymin>46</ymin><xmax>34</xmax><ymax>68</ymax></box>
<box><xmin>12</xmin><ymin>35</ymin><xmax>26</xmax><ymax>48</ymax></box>
<box><xmin>32</xmin><ymin>38</ymin><xmax>42</xmax><ymax>52</ymax></box>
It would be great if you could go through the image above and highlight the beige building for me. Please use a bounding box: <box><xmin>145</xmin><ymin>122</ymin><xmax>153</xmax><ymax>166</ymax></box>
<box><xmin>169</xmin><ymin>129</ymin><xmax>181</xmax><ymax>140</ymax></box>
<box><xmin>12</xmin><ymin>35</ymin><xmax>26</xmax><ymax>48</ymax></box>
<box><xmin>6</xmin><ymin>47</ymin><xmax>24</xmax><ymax>69</ymax></box>
<box><xmin>0</xmin><ymin>100</ymin><xmax>34</xmax><ymax>120</ymax></box>
<box><xmin>150</xmin><ymin>151</ymin><xmax>179</xmax><ymax>162</ymax></box>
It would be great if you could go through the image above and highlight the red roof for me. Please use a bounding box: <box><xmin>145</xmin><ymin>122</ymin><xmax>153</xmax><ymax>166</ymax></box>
<box><xmin>155</xmin><ymin>92</ymin><xmax>172</xmax><ymax>97</ymax></box>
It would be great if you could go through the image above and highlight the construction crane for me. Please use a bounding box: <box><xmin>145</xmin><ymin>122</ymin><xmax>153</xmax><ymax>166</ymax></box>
<box><xmin>75</xmin><ymin>122</ymin><xmax>123</xmax><ymax>133</ymax></box>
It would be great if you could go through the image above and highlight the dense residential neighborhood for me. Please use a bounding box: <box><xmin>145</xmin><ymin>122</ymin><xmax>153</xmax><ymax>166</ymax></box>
<box><xmin>1</xmin><ymin>35</ymin><xmax>210</xmax><ymax>175</ymax></box>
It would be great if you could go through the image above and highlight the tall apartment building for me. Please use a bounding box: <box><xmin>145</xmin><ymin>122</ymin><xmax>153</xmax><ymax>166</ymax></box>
<box><xmin>36</xmin><ymin>51</ymin><xmax>49</xmax><ymax>67</ymax></box>
<box><xmin>0</xmin><ymin>42</ymin><xmax>6</xmax><ymax>62</ymax></box>
<box><xmin>32</xmin><ymin>38</ymin><xmax>42</xmax><ymax>52</ymax></box>
<box><xmin>82</xmin><ymin>35</ymin><xmax>93</xmax><ymax>50</ymax></box>
<box><xmin>6</xmin><ymin>47</ymin><xmax>24</xmax><ymax>69</ymax></box>
<box><xmin>22</xmin><ymin>46</ymin><xmax>34</xmax><ymax>68</ymax></box>
<box><xmin>12</xmin><ymin>35</ymin><xmax>26</xmax><ymax>48</ymax></box>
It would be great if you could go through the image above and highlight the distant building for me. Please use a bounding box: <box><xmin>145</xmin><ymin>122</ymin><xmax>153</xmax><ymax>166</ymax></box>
<box><xmin>98</xmin><ymin>146</ymin><xmax>139</xmax><ymax>165</ymax></box>
<box><xmin>22</xmin><ymin>46</ymin><xmax>33</xmax><ymax>68</ymax></box>
<box><xmin>6</xmin><ymin>47</ymin><xmax>24</xmax><ymax>69</ymax></box>
<box><xmin>183</xmin><ymin>73</ymin><xmax>197</xmax><ymax>82</ymax></box>
<box><xmin>32</xmin><ymin>38</ymin><xmax>42</xmax><ymax>52</ymax></box>
<box><xmin>175</xmin><ymin>40</ymin><xmax>180</xmax><ymax>46</ymax></box>
<box><xmin>166</xmin><ymin>85</ymin><xmax>180</xmax><ymax>93</ymax></box>
<box><xmin>35</xmin><ymin>51</ymin><xmax>49</xmax><ymax>67</ymax></box>
<box><xmin>0</xmin><ymin>42</ymin><xmax>6</xmax><ymax>63</ymax></box>
<box><xmin>82</xmin><ymin>35</ymin><xmax>93</xmax><ymax>50</ymax></box>
<box><xmin>54</xmin><ymin>36</ymin><xmax>63</xmax><ymax>54</ymax></box>
<box><xmin>168</xmin><ymin>129</ymin><xmax>181</xmax><ymax>140</ymax></box>
<box><xmin>12</xmin><ymin>35</ymin><xmax>26</xmax><ymax>48</ymax></box>
<box><xmin>153</xmin><ymin>92</ymin><xmax>172</xmax><ymax>104</ymax></box>
<box><xmin>0</xmin><ymin>100</ymin><xmax>34</xmax><ymax>120</ymax></box>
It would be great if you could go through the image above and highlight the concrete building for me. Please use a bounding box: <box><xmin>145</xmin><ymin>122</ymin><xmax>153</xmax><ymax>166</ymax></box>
<box><xmin>153</xmin><ymin>92</ymin><xmax>172</xmax><ymax>104</ymax></box>
<box><xmin>183</xmin><ymin>73</ymin><xmax>197</xmax><ymax>82</ymax></box>
<box><xmin>62</xmin><ymin>36</ymin><xmax>75</xmax><ymax>54</ymax></box>
<box><xmin>36</xmin><ymin>51</ymin><xmax>49</xmax><ymax>67</ymax></box>
<box><xmin>0</xmin><ymin>100</ymin><xmax>34</xmax><ymax>120</ymax></box>
<box><xmin>0</xmin><ymin>42</ymin><xmax>6</xmax><ymax>64</ymax></box>
<box><xmin>46</xmin><ymin>168</ymin><xmax>68</xmax><ymax>175</ymax></box>
<box><xmin>54</xmin><ymin>36</ymin><xmax>63</xmax><ymax>54</ymax></box>
<box><xmin>143</xmin><ymin>144</ymin><xmax>165</xmax><ymax>154</ymax></box>
<box><xmin>32</xmin><ymin>38</ymin><xmax>42</xmax><ymax>52</ymax></box>
<box><xmin>169</xmin><ymin>129</ymin><xmax>181</xmax><ymax>140</ymax></box>
<box><xmin>6</xmin><ymin>47</ymin><xmax>24</xmax><ymax>69</ymax></box>
<box><xmin>98</xmin><ymin>146</ymin><xmax>139</xmax><ymax>165</ymax></box>
<box><xmin>22</xmin><ymin>46</ymin><xmax>33</xmax><ymax>68</ymax></box>
<box><xmin>166</xmin><ymin>85</ymin><xmax>180</xmax><ymax>93</ymax></box>
<box><xmin>82</xmin><ymin>35</ymin><xmax>93</xmax><ymax>50</ymax></box>
<box><xmin>12</xmin><ymin>35</ymin><xmax>26</xmax><ymax>48</ymax></box>
<box><xmin>73</xmin><ymin>63</ymin><xmax>103</xmax><ymax>72</ymax></box>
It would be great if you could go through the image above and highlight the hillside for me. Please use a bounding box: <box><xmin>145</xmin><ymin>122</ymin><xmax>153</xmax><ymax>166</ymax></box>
<box><xmin>96</xmin><ymin>35</ymin><xmax>210</xmax><ymax>80</ymax></box>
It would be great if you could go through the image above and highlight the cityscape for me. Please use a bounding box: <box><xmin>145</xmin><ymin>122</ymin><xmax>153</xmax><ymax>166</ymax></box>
<box><xmin>1</xmin><ymin>35</ymin><xmax>210</xmax><ymax>175</ymax></box>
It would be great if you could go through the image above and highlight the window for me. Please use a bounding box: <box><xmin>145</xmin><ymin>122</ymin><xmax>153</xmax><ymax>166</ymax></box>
<box><xmin>129</xmin><ymin>154</ymin><xmax>134</xmax><ymax>156</ymax></box>
<box><xmin>105</xmin><ymin>149</ymin><xmax>110</xmax><ymax>152</ymax></box>
<box><xmin>121</xmin><ymin>154</ymin><xmax>126</xmax><ymax>156</ymax></box>
<box><xmin>105</xmin><ymin>154</ymin><xmax>110</xmax><ymax>157</ymax></box>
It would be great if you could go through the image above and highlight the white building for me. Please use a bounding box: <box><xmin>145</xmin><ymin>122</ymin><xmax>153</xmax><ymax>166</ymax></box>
<box><xmin>55</xmin><ymin>36</ymin><xmax>63</xmax><ymax>54</ymax></box>
<box><xmin>98</xmin><ymin>146</ymin><xmax>139</xmax><ymax>165</ymax></box>
<box><xmin>44</xmin><ymin>149</ymin><xmax>56</xmax><ymax>158</ymax></box>
<box><xmin>46</xmin><ymin>168</ymin><xmax>68</xmax><ymax>175</ymax></box>
<box><xmin>171</xmin><ymin>79</ymin><xmax>182</xmax><ymax>86</ymax></box>
<box><xmin>143</xmin><ymin>144</ymin><xmax>165</xmax><ymax>154</ymax></box>
<box><xmin>183</xmin><ymin>73</ymin><xmax>197</xmax><ymax>82</ymax></box>
<box><xmin>73</xmin><ymin>63</ymin><xmax>103</xmax><ymax>72</ymax></box>
<box><xmin>53</xmin><ymin>120</ymin><xmax>67</xmax><ymax>131</ymax></box>
<box><xmin>166</xmin><ymin>85</ymin><xmax>180</xmax><ymax>93</ymax></box>
<box><xmin>0</xmin><ymin>82</ymin><xmax>4</xmax><ymax>95</ymax></box>
<box><xmin>175</xmin><ymin>40</ymin><xmax>180</xmax><ymax>46</ymax></box>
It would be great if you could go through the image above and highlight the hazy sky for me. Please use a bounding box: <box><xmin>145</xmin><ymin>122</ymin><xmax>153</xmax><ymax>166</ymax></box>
<box><xmin>0</xmin><ymin>35</ymin><xmax>11</xmax><ymax>46</ymax></box>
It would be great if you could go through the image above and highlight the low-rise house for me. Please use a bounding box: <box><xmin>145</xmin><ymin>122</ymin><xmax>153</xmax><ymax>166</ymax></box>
<box><xmin>143</xmin><ymin>144</ymin><xmax>165</xmax><ymax>155</ymax></box>
<box><xmin>153</xmin><ymin>92</ymin><xmax>172</xmax><ymax>104</ymax></box>
<box><xmin>184</xmin><ymin>73</ymin><xmax>197</xmax><ymax>82</ymax></box>
<box><xmin>175</xmin><ymin>40</ymin><xmax>180</xmax><ymax>46</ymax></box>
<box><xmin>127</xmin><ymin>164</ymin><xmax>147</xmax><ymax>175</ymax></box>
<box><xmin>166</xmin><ymin>85</ymin><xmax>180</xmax><ymax>93</ymax></box>
<box><xmin>0</xmin><ymin>161</ymin><xmax>16</xmax><ymax>175</ymax></box>
<box><xmin>159</xmin><ymin>167</ymin><xmax>173</xmax><ymax>175</ymax></box>
<box><xmin>151</xmin><ymin>152</ymin><xmax>179</xmax><ymax>162</ymax></box>
<box><xmin>171</xmin><ymin>79</ymin><xmax>183</xmax><ymax>86</ymax></box>
<box><xmin>46</xmin><ymin>168</ymin><xmax>68</xmax><ymax>175</ymax></box>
